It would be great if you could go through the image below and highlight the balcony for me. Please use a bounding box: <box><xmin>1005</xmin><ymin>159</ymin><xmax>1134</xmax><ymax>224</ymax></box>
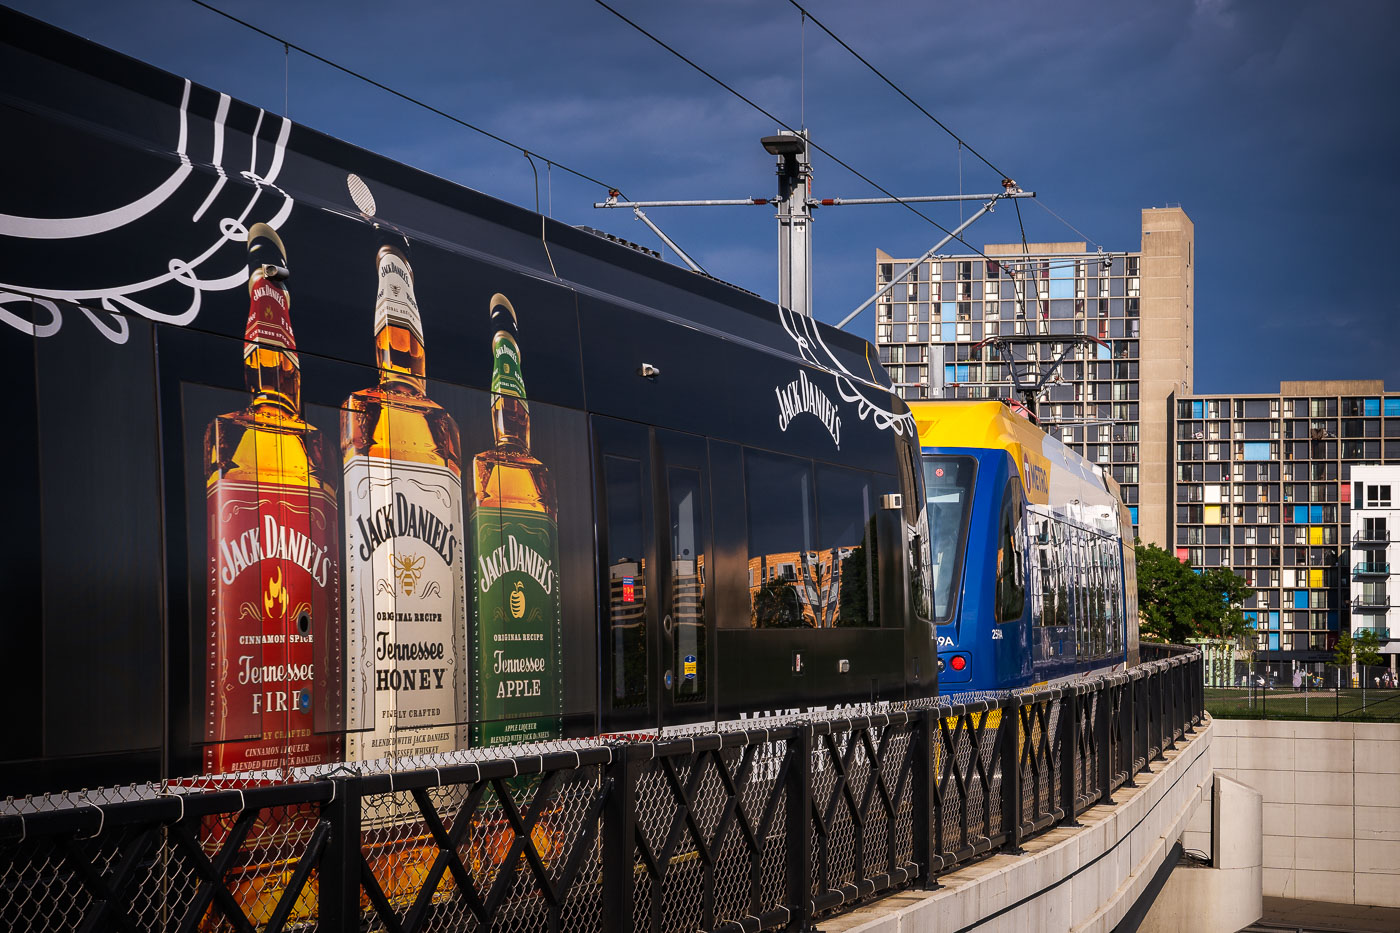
<box><xmin>1353</xmin><ymin>626</ymin><xmax>1392</xmax><ymax>639</ymax></box>
<box><xmin>1353</xmin><ymin>530</ymin><xmax>1391</xmax><ymax>545</ymax></box>
<box><xmin>1351</xmin><ymin>595</ymin><xmax>1391</xmax><ymax>611</ymax></box>
<box><xmin>1354</xmin><ymin>562</ymin><xmax>1392</xmax><ymax>577</ymax></box>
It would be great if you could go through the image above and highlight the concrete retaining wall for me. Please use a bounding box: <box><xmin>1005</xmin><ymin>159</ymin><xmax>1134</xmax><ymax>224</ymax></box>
<box><xmin>1210</xmin><ymin>719</ymin><xmax>1400</xmax><ymax>908</ymax></box>
<box><xmin>828</xmin><ymin>719</ymin><xmax>1214</xmax><ymax>933</ymax></box>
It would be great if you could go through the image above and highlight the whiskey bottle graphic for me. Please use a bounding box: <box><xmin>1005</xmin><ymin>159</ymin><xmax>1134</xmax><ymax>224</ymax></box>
<box><xmin>470</xmin><ymin>294</ymin><xmax>562</xmax><ymax>747</ymax></box>
<box><xmin>204</xmin><ymin>223</ymin><xmax>342</xmax><ymax>776</ymax></box>
<box><xmin>342</xmin><ymin>241</ymin><xmax>465</xmax><ymax>763</ymax></box>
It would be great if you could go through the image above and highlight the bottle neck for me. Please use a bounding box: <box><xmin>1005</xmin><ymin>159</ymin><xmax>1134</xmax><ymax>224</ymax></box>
<box><xmin>376</xmin><ymin>323</ymin><xmax>426</xmax><ymax>394</ymax></box>
<box><xmin>489</xmin><ymin>328</ymin><xmax>530</xmax><ymax>450</ymax></box>
<box><xmin>245</xmin><ymin>345</ymin><xmax>301</xmax><ymax>416</ymax></box>
<box><xmin>243</xmin><ymin>270</ymin><xmax>300</xmax><ymax>416</ymax></box>
<box><xmin>492</xmin><ymin>394</ymin><xmax>531</xmax><ymax>451</ymax></box>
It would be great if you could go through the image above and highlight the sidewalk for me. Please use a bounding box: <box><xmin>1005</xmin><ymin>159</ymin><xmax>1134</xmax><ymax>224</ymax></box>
<box><xmin>1247</xmin><ymin>895</ymin><xmax>1400</xmax><ymax>932</ymax></box>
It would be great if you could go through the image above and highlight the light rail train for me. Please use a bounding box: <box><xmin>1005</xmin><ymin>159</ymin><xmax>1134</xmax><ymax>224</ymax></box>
<box><xmin>910</xmin><ymin>401</ymin><xmax>1140</xmax><ymax>696</ymax></box>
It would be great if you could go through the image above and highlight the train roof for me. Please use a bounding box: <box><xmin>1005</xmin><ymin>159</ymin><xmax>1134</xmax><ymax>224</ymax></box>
<box><xmin>0</xmin><ymin>7</ymin><xmax>892</xmax><ymax>396</ymax></box>
<box><xmin>909</xmin><ymin>400</ymin><xmax>1132</xmax><ymax>536</ymax></box>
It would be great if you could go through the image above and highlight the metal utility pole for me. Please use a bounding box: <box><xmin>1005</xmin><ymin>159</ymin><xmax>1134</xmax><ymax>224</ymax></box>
<box><xmin>762</xmin><ymin>131</ymin><xmax>812</xmax><ymax>318</ymax></box>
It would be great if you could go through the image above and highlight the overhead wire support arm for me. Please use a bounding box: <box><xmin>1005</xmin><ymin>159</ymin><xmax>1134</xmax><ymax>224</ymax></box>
<box><xmin>629</xmin><ymin>207</ymin><xmax>708</xmax><ymax>275</ymax></box>
<box><xmin>812</xmin><ymin>190</ymin><xmax>1034</xmax><ymax>208</ymax></box>
<box><xmin>595</xmin><ymin>196</ymin><xmax>774</xmax><ymax>208</ymax></box>
<box><xmin>836</xmin><ymin>186</ymin><xmax>1032</xmax><ymax>331</ymax></box>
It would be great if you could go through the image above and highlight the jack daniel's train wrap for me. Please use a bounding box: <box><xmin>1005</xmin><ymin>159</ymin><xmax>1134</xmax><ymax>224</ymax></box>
<box><xmin>0</xmin><ymin>9</ymin><xmax>937</xmax><ymax>796</ymax></box>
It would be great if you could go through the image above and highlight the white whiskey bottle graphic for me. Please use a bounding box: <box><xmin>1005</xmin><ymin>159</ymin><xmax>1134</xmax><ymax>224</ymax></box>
<box><xmin>342</xmin><ymin>242</ymin><xmax>465</xmax><ymax>763</ymax></box>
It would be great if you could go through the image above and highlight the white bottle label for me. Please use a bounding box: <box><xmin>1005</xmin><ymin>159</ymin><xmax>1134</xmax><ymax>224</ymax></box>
<box><xmin>373</xmin><ymin>250</ymin><xmax>424</xmax><ymax>345</ymax></box>
<box><xmin>344</xmin><ymin>455</ymin><xmax>465</xmax><ymax>761</ymax></box>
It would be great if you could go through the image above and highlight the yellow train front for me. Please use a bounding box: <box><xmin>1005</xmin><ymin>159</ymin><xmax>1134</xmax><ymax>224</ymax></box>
<box><xmin>910</xmin><ymin>401</ymin><xmax>1140</xmax><ymax>695</ymax></box>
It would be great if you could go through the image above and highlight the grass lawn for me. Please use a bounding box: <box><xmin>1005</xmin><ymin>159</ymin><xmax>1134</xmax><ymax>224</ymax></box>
<box><xmin>1205</xmin><ymin>687</ymin><xmax>1400</xmax><ymax>722</ymax></box>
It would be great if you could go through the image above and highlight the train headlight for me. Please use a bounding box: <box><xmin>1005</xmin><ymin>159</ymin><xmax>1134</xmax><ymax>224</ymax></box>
<box><xmin>950</xmin><ymin>655</ymin><xmax>967</xmax><ymax>672</ymax></box>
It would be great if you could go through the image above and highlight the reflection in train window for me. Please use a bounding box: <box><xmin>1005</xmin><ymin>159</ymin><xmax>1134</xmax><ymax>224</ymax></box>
<box><xmin>816</xmin><ymin>464</ymin><xmax>881</xmax><ymax>627</ymax></box>
<box><xmin>745</xmin><ymin>450</ymin><xmax>816</xmax><ymax>628</ymax></box>
<box><xmin>995</xmin><ymin>478</ymin><xmax>1026</xmax><ymax>622</ymax></box>
<box><xmin>605</xmin><ymin>456</ymin><xmax>646</xmax><ymax>707</ymax></box>
<box><xmin>923</xmin><ymin>457</ymin><xmax>976</xmax><ymax>621</ymax></box>
<box><xmin>669</xmin><ymin>467</ymin><xmax>706</xmax><ymax>701</ymax></box>
<box><xmin>744</xmin><ymin>448</ymin><xmax>817</xmax><ymax>624</ymax></box>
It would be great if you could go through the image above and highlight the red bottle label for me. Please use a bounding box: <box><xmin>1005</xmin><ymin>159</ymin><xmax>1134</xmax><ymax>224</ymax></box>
<box><xmin>243</xmin><ymin>276</ymin><xmax>299</xmax><ymax>368</ymax></box>
<box><xmin>205</xmin><ymin>477</ymin><xmax>341</xmax><ymax>775</ymax></box>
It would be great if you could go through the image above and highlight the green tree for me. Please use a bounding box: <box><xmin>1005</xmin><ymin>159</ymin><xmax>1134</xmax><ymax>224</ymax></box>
<box><xmin>1198</xmin><ymin>566</ymin><xmax>1255</xmax><ymax>641</ymax></box>
<box><xmin>1135</xmin><ymin>541</ymin><xmax>1203</xmax><ymax>644</ymax></box>
<box><xmin>1135</xmin><ymin>541</ymin><xmax>1254</xmax><ymax>644</ymax></box>
<box><xmin>751</xmin><ymin>577</ymin><xmax>809</xmax><ymax>628</ymax></box>
<box><xmin>1333</xmin><ymin>629</ymin><xmax>1384</xmax><ymax>669</ymax></box>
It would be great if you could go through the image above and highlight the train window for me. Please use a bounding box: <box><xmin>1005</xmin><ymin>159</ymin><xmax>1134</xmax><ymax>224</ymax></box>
<box><xmin>604</xmin><ymin>456</ymin><xmax>647</xmax><ymax>708</ymax></box>
<box><xmin>745</xmin><ymin>450</ymin><xmax>818</xmax><ymax>628</ymax></box>
<box><xmin>668</xmin><ymin>467</ymin><xmax>707</xmax><ymax>701</ymax></box>
<box><xmin>816</xmin><ymin>464</ymin><xmax>882</xmax><ymax>627</ymax></box>
<box><xmin>899</xmin><ymin>445</ymin><xmax>932</xmax><ymax>622</ymax></box>
<box><xmin>995</xmin><ymin>479</ymin><xmax>1026</xmax><ymax>622</ymax></box>
<box><xmin>923</xmin><ymin>457</ymin><xmax>976</xmax><ymax>621</ymax></box>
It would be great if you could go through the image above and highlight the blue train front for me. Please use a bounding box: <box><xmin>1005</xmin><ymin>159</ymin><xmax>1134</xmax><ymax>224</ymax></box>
<box><xmin>911</xmin><ymin>401</ymin><xmax>1140</xmax><ymax>696</ymax></box>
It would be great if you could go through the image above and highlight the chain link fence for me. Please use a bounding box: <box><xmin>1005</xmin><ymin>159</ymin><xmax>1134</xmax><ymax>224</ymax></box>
<box><xmin>1205</xmin><ymin>659</ymin><xmax>1400</xmax><ymax>722</ymax></box>
<box><xmin>0</xmin><ymin>651</ymin><xmax>1203</xmax><ymax>932</ymax></box>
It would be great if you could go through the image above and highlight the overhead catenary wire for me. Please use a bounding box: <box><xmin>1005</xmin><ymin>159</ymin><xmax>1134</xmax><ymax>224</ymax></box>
<box><xmin>189</xmin><ymin>0</ymin><xmax>623</xmax><ymax>198</ymax></box>
<box><xmin>786</xmin><ymin>0</ymin><xmax>1013</xmax><ymax>183</ymax></box>
<box><xmin>189</xmin><ymin>1</ymin><xmax>715</xmax><ymax>277</ymax></box>
<box><xmin>787</xmin><ymin>0</ymin><xmax>1111</xmax><ymax>258</ymax></box>
<box><xmin>1034</xmin><ymin>199</ymin><xmax>1104</xmax><ymax>251</ymax></box>
<box><xmin>592</xmin><ymin>0</ymin><xmax>1016</xmax><ymax>274</ymax></box>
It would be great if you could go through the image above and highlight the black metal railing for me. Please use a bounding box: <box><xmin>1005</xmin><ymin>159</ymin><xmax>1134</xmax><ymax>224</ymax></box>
<box><xmin>0</xmin><ymin>651</ymin><xmax>1204</xmax><ymax>933</ymax></box>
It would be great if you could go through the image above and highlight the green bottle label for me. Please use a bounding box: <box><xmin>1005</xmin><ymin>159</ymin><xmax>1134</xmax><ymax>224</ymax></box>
<box><xmin>490</xmin><ymin>332</ymin><xmax>527</xmax><ymax>401</ymax></box>
<box><xmin>470</xmin><ymin>504</ymin><xmax>561</xmax><ymax>746</ymax></box>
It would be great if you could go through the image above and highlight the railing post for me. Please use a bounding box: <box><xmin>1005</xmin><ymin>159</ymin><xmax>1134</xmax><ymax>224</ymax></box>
<box><xmin>602</xmin><ymin>743</ymin><xmax>638</xmax><ymax>933</ymax></box>
<box><xmin>786</xmin><ymin>723</ymin><xmax>815</xmax><ymax>933</ymax></box>
<box><xmin>1058</xmin><ymin>686</ymin><xmax>1079</xmax><ymax>824</ymax></box>
<box><xmin>999</xmin><ymin>695</ymin><xmax>1023</xmax><ymax>852</ymax></box>
<box><xmin>1095</xmin><ymin>681</ymin><xmax>1113</xmax><ymax>806</ymax></box>
<box><xmin>1120</xmin><ymin>675</ymin><xmax>1137</xmax><ymax>788</ymax></box>
<box><xmin>319</xmin><ymin>774</ymin><xmax>361</xmax><ymax>931</ymax></box>
<box><xmin>913</xmin><ymin>708</ymin><xmax>936</xmax><ymax>888</ymax></box>
<box><xmin>1152</xmin><ymin>664</ymin><xmax>1166</xmax><ymax>761</ymax></box>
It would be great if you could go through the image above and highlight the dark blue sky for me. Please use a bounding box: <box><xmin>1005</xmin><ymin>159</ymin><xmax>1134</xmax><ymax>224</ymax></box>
<box><xmin>15</xmin><ymin>0</ymin><xmax>1399</xmax><ymax>394</ymax></box>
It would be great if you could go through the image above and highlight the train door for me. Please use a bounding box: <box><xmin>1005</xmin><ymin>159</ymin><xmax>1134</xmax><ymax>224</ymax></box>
<box><xmin>592</xmin><ymin>417</ymin><xmax>714</xmax><ymax>734</ymax></box>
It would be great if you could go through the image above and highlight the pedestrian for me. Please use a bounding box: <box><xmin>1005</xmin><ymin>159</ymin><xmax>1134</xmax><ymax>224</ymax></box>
<box><xmin>1293</xmin><ymin>670</ymin><xmax>1302</xmax><ymax>691</ymax></box>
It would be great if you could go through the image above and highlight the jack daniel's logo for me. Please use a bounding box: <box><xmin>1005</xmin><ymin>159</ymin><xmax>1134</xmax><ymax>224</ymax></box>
<box><xmin>218</xmin><ymin>514</ymin><xmax>333</xmax><ymax>586</ymax></box>
<box><xmin>478</xmin><ymin>534</ymin><xmax>555</xmax><ymax>595</ymax></box>
<box><xmin>354</xmin><ymin>492</ymin><xmax>457</xmax><ymax>565</ymax></box>
<box><xmin>776</xmin><ymin>370</ymin><xmax>842</xmax><ymax>448</ymax></box>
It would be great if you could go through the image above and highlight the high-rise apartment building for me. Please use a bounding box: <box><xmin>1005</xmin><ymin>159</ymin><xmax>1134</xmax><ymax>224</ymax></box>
<box><xmin>874</xmin><ymin>207</ymin><xmax>1193</xmax><ymax>545</ymax></box>
<box><xmin>1170</xmin><ymin>380</ymin><xmax>1400</xmax><ymax>662</ymax></box>
<box><xmin>1348</xmin><ymin>465</ymin><xmax>1399</xmax><ymax>674</ymax></box>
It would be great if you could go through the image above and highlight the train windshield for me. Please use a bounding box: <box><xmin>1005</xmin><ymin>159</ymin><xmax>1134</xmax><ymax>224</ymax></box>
<box><xmin>923</xmin><ymin>456</ymin><xmax>976</xmax><ymax>621</ymax></box>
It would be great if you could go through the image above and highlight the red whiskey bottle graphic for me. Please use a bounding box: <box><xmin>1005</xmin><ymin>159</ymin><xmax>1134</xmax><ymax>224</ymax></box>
<box><xmin>203</xmin><ymin>223</ymin><xmax>342</xmax><ymax>776</ymax></box>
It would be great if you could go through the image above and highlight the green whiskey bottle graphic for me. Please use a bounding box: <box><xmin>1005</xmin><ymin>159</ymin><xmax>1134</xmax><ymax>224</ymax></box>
<box><xmin>470</xmin><ymin>294</ymin><xmax>562</xmax><ymax>747</ymax></box>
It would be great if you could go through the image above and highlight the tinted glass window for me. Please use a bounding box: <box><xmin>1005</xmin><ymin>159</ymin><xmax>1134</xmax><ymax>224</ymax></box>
<box><xmin>668</xmin><ymin>467</ymin><xmax>706</xmax><ymax>701</ymax></box>
<box><xmin>995</xmin><ymin>478</ymin><xmax>1026</xmax><ymax>622</ymax></box>
<box><xmin>746</xmin><ymin>450</ymin><xmax>816</xmax><ymax>628</ymax></box>
<box><xmin>923</xmin><ymin>457</ymin><xmax>976</xmax><ymax>621</ymax></box>
<box><xmin>605</xmin><ymin>456</ymin><xmax>646</xmax><ymax>707</ymax></box>
<box><xmin>816</xmin><ymin>464</ymin><xmax>881</xmax><ymax>627</ymax></box>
